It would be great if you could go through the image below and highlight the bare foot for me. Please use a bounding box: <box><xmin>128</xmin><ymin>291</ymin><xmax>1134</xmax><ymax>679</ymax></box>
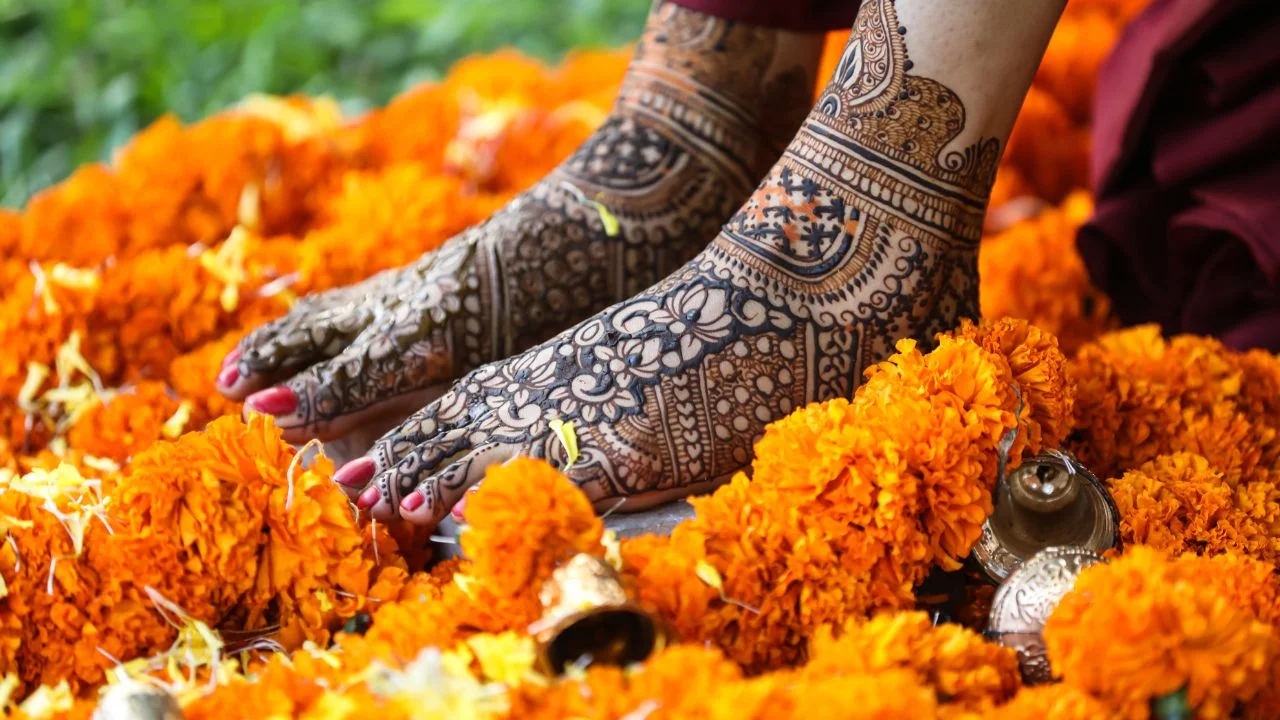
<box><xmin>342</xmin><ymin>0</ymin><xmax>1000</xmax><ymax>526</ymax></box>
<box><xmin>215</xmin><ymin>3</ymin><xmax>825</xmax><ymax>451</ymax></box>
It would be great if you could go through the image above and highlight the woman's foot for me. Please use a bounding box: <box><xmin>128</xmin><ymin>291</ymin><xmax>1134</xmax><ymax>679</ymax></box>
<box><xmin>344</xmin><ymin>0</ymin><xmax>1006</xmax><ymax>525</ymax></box>
<box><xmin>216</xmin><ymin>3</ymin><xmax>826</xmax><ymax>444</ymax></box>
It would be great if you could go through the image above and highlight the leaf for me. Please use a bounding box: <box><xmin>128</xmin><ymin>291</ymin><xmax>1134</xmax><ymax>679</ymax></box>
<box><xmin>1152</xmin><ymin>687</ymin><xmax>1191</xmax><ymax>720</ymax></box>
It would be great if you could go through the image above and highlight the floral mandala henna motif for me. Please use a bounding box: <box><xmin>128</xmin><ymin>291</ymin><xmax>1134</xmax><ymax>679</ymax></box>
<box><xmin>221</xmin><ymin>3</ymin><xmax>820</xmax><ymax>440</ymax></box>
<box><xmin>353</xmin><ymin>0</ymin><xmax>1004</xmax><ymax>527</ymax></box>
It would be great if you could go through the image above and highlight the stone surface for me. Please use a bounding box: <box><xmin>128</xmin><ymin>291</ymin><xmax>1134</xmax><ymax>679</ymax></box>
<box><xmin>430</xmin><ymin>500</ymin><xmax>696</xmax><ymax>560</ymax></box>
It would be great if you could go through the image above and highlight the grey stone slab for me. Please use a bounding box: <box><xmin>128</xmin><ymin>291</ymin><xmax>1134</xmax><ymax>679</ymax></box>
<box><xmin>429</xmin><ymin>500</ymin><xmax>696</xmax><ymax>561</ymax></box>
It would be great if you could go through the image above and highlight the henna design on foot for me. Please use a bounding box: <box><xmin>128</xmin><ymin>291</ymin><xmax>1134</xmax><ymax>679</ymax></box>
<box><xmin>352</xmin><ymin>0</ymin><xmax>1003</xmax><ymax>527</ymax></box>
<box><xmin>218</xmin><ymin>3</ymin><xmax>824</xmax><ymax>444</ymax></box>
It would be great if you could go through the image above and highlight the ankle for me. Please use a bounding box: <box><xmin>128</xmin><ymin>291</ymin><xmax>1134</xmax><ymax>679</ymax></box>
<box><xmin>615</xmin><ymin>4</ymin><xmax>827</xmax><ymax>187</ymax></box>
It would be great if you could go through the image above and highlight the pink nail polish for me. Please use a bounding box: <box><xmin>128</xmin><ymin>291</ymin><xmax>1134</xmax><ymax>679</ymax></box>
<box><xmin>357</xmin><ymin>487</ymin><xmax>380</xmax><ymax>510</ymax></box>
<box><xmin>222</xmin><ymin>349</ymin><xmax>241</xmax><ymax>369</ymax></box>
<box><xmin>334</xmin><ymin>457</ymin><xmax>376</xmax><ymax>488</ymax></box>
<box><xmin>216</xmin><ymin>364</ymin><xmax>240</xmax><ymax>388</ymax></box>
<box><xmin>401</xmin><ymin>492</ymin><xmax>424</xmax><ymax>512</ymax></box>
<box><xmin>246</xmin><ymin>387</ymin><xmax>297</xmax><ymax>416</ymax></box>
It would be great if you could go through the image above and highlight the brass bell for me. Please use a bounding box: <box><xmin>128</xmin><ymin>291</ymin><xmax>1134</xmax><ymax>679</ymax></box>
<box><xmin>92</xmin><ymin>680</ymin><xmax>184</xmax><ymax>720</ymax></box>
<box><xmin>971</xmin><ymin>451</ymin><xmax>1119</xmax><ymax>583</ymax></box>
<box><xmin>985</xmin><ymin>545</ymin><xmax>1105</xmax><ymax>683</ymax></box>
<box><xmin>531</xmin><ymin>553</ymin><xmax>667</xmax><ymax>675</ymax></box>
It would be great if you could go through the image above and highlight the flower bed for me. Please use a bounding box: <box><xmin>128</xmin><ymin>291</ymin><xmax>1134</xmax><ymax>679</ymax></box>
<box><xmin>1</xmin><ymin>1</ymin><xmax>1278</xmax><ymax>718</ymax></box>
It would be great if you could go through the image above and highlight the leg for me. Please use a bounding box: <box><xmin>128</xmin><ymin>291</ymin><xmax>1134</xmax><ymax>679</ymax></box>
<box><xmin>349</xmin><ymin>0</ymin><xmax>1067</xmax><ymax>525</ymax></box>
<box><xmin>217</xmin><ymin>2</ymin><xmax>827</xmax><ymax>446</ymax></box>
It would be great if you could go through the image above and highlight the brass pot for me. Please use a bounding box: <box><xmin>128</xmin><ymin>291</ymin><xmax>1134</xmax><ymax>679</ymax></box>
<box><xmin>985</xmin><ymin>545</ymin><xmax>1105</xmax><ymax>683</ymax></box>
<box><xmin>972</xmin><ymin>451</ymin><xmax>1119</xmax><ymax>583</ymax></box>
<box><xmin>531</xmin><ymin>553</ymin><xmax>667</xmax><ymax>675</ymax></box>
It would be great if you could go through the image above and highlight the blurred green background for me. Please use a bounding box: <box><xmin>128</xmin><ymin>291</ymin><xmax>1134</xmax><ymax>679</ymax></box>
<box><xmin>0</xmin><ymin>0</ymin><xmax>646</xmax><ymax>208</ymax></box>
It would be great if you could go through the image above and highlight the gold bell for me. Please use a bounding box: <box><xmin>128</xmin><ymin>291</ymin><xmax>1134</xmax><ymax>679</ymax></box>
<box><xmin>971</xmin><ymin>451</ymin><xmax>1120</xmax><ymax>583</ymax></box>
<box><xmin>531</xmin><ymin>553</ymin><xmax>667</xmax><ymax>675</ymax></box>
<box><xmin>92</xmin><ymin>680</ymin><xmax>183</xmax><ymax>720</ymax></box>
<box><xmin>985</xmin><ymin>545</ymin><xmax>1105</xmax><ymax>683</ymax></box>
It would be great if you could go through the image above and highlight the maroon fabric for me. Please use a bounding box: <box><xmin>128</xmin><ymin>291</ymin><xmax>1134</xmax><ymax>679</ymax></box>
<box><xmin>1078</xmin><ymin>0</ymin><xmax>1280</xmax><ymax>351</ymax></box>
<box><xmin>668</xmin><ymin>0</ymin><xmax>861</xmax><ymax>33</ymax></box>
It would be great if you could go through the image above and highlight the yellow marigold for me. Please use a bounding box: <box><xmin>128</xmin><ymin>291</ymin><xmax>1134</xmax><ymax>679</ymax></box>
<box><xmin>977</xmin><ymin>194</ymin><xmax>1115</xmax><ymax>354</ymax></box>
<box><xmin>460</xmin><ymin>458</ymin><xmax>604</xmax><ymax>627</ymax></box>
<box><xmin>1044</xmin><ymin>546</ymin><xmax>1276</xmax><ymax>719</ymax></box>
<box><xmin>990</xmin><ymin>684</ymin><xmax>1115</xmax><ymax>720</ymax></box>
<box><xmin>805</xmin><ymin>611</ymin><xmax>1020</xmax><ymax>714</ymax></box>
<box><xmin>1108</xmin><ymin>453</ymin><xmax>1280</xmax><ymax>562</ymax></box>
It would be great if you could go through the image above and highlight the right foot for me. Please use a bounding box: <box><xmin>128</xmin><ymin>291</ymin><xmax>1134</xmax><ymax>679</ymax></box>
<box><xmin>216</xmin><ymin>4</ymin><xmax>826</xmax><ymax>445</ymax></box>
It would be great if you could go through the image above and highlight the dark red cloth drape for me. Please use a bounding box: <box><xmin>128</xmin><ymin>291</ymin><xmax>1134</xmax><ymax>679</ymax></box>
<box><xmin>668</xmin><ymin>0</ymin><xmax>861</xmax><ymax>32</ymax></box>
<box><xmin>1078</xmin><ymin>0</ymin><xmax>1280</xmax><ymax>351</ymax></box>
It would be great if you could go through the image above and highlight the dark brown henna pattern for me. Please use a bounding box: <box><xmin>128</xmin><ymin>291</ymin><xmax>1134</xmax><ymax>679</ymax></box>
<box><xmin>351</xmin><ymin>0</ymin><xmax>1002</xmax><ymax>526</ymax></box>
<box><xmin>220</xmin><ymin>2</ymin><xmax>823</xmax><ymax>441</ymax></box>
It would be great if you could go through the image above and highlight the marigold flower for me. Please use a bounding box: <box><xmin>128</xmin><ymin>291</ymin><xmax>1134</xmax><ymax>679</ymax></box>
<box><xmin>1108</xmin><ymin>453</ymin><xmax>1280</xmax><ymax>562</ymax></box>
<box><xmin>1069</xmin><ymin>327</ymin><xmax>1280</xmax><ymax>482</ymax></box>
<box><xmin>459</xmin><ymin>457</ymin><xmax>604</xmax><ymax>628</ymax></box>
<box><xmin>978</xmin><ymin>193</ymin><xmax>1115</xmax><ymax>354</ymax></box>
<box><xmin>990</xmin><ymin>684</ymin><xmax>1113</xmax><ymax>719</ymax></box>
<box><xmin>806</xmin><ymin>611</ymin><xmax>1020</xmax><ymax>714</ymax></box>
<box><xmin>1044</xmin><ymin>546</ymin><xmax>1276</xmax><ymax>719</ymax></box>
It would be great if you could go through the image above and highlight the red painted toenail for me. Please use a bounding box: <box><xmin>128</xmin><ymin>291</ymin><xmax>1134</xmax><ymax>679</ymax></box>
<box><xmin>216</xmin><ymin>364</ymin><xmax>239</xmax><ymax>388</ymax></box>
<box><xmin>221</xmin><ymin>349</ymin><xmax>241</xmax><ymax>369</ymax></box>
<box><xmin>357</xmin><ymin>487</ymin><xmax>380</xmax><ymax>510</ymax></box>
<box><xmin>334</xmin><ymin>457</ymin><xmax>376</xmax><ymax>487</ymax></box>
<box><xmin>401</xmin><ymin>492</ymin><xmax>424</xmax><ymax>512</ymax></box>
<box><xmin>246</xmin><ymin>387</ymin><xmax>297</xmax><ymax>416</ymax></box>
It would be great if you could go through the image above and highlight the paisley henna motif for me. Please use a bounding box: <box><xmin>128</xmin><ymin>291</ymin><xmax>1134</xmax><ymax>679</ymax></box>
<box><xmin>220</xmin><ymin>2</ymin><xmax>823</xmax><ymax>440</ymax></box>
<box><xmin>351</xmin><ymin>0</ymin><xmax>1002</xmax><ymax>526</ymax></box>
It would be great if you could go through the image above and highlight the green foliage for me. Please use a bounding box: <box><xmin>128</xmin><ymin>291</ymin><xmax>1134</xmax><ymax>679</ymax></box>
<box><xmin>0</xmin><ymin>0</ymin><xmax>645</xmax><ymax>207</ymax></box>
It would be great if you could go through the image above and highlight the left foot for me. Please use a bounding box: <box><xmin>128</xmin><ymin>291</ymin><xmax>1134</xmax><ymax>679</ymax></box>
<box><xmin>343</xmin><ymin>0</ymin><xmax>1000</xmax><ymax>525</ymax></box>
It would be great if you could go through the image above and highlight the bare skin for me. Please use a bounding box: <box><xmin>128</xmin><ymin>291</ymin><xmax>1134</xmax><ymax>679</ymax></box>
<box><xmin>216</xmin><ymin>3</ymin><xmax>826</xmax><ymax>448</ymax></box>
<box><xmin>336</xmin><ymin>0</ymin><xmax>1067</xmax><ymax>526</ymax></box>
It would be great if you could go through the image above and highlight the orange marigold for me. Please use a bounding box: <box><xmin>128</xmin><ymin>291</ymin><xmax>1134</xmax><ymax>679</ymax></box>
<box><xmin>1044</xmin><ymin>546</ymin><xmax>1276</xmax><ymax>719</ymax></box>
<box><xmin>1069</xmin><ymin>326</ymin><xmax>1279</xmax><ymax>482</ymax></box>
<box><xmin>626</xmin><ymin>329</ymin><xmax>1068</xmax><ymax>671</ymax></box>
<box><xmin>460</xmin><ymin>457</ymin><xmax>604</xmax><ymax>627</ymax></box>
<box><xmin>990</xmin><ymin>684</ymin><xmax>1115</xmax><ymax>720</ymax></box>
<box><xmin>978</xmin><ymin>193</ymin><xmax>1115</xmax><ymax>355</ymax></box>
<box><xmin>1108</xmin><ymin>453</ymin><xmax>1280</xmax><ymax>562</ymax></box>
<box><xmin>805</xmin><ymin>611</ymin><xmax>1021</xmax><ymax>714</ymax></box>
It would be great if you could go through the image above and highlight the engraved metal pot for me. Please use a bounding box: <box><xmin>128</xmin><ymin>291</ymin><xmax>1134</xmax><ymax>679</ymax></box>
<box><xmin>972</xmin><ymin>451</ymin><xmax>1120</xmax><ymax>583</ymax></box>
<box><xmin>92</xmin><ymin>680</ymin><xmax>184</xmax><ymax>720</ymax></box>
<box><xmin>985</xmin><ymin>545</ymin><xmax>1105</xmax><ymax>684</ymax></box>
<box><xmin>531</xmin><ymin>553</ymin><xmax>667</xmax><ymax>675</ymax></box>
